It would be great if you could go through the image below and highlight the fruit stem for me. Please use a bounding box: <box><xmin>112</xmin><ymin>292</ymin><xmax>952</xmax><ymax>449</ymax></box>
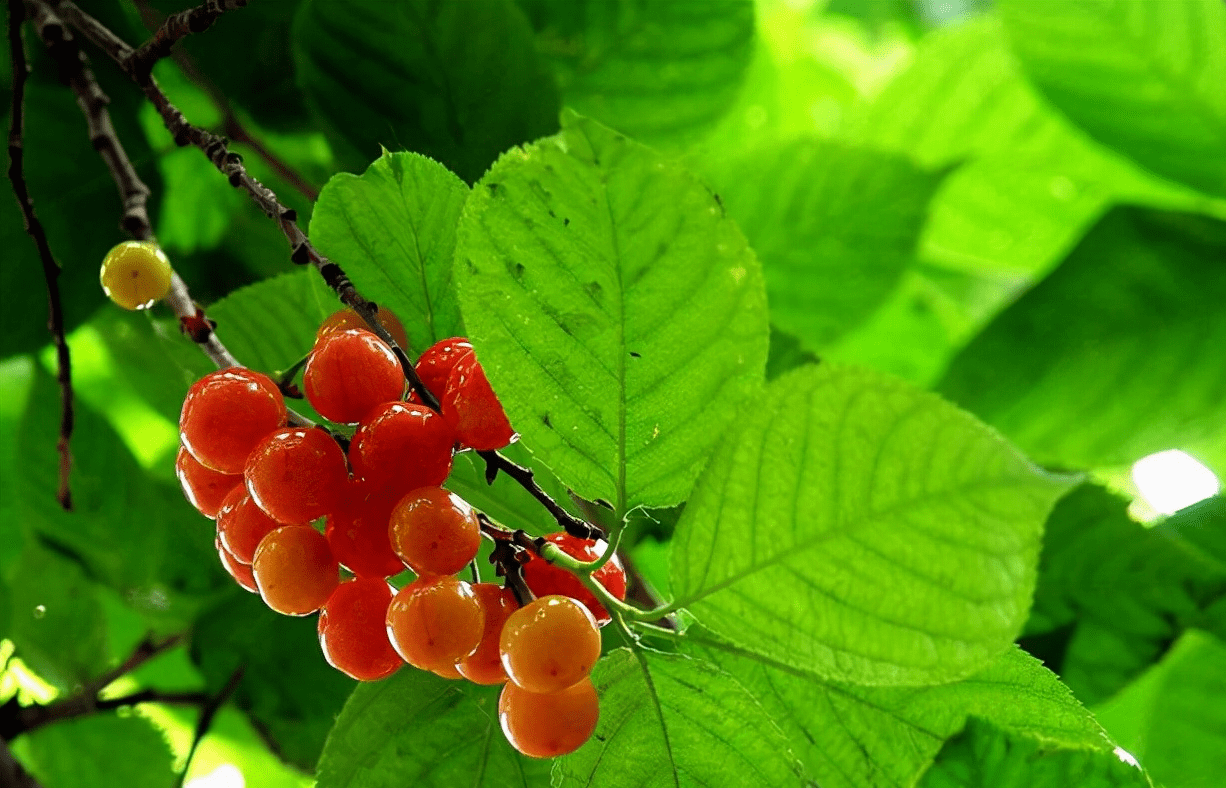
<box><xmin>539</xmin><ymin>543</ymin><xmax>678</xmax><ymax>623</ymax></box>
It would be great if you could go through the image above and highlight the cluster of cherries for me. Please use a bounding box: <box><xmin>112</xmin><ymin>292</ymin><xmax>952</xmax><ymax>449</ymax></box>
<box><xmin>174</xmin><ymin>308</ymin><xmax>628</xmax><ymax>758</ymax></box>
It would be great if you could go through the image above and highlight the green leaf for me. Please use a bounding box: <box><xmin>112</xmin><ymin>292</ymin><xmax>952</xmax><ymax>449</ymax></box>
<box><xmin>446</xmin><ymin>442</ymin><xmax>578</xmax><ymax>535</ymax></box>
<box><xmin>190</xmin><ymin>591</ymin><xmax>355</xmax><ymax>771</ymax></box>
<box><xmin>918</xmin><ymin>718</ymin><xmax>1150</xmax><ymax>788</ymax></box>
<box><xmin>686</xmin><ymin>630</ymin><xmax>1112</xmax><ymax>788</ymax></box>
<box><xmin>10</xmin><ymin>713</ymin><xmax>175</xmax><ymax>788</ymax></box>
<box><xmin>314</xmin><ymin>667</ymin><xmax>549</xmax><ymax>788</ymax></box>
<box><xmin>455</xmin><ymin>112</ymin><xmax>770</xmax><ymax>512</ymax></box>
<box><xmin>1092</xmin><ymin>629</ymin><xmax>1226</xmax><ymax>788</ymax></box>
<box><xmin>520</xmin><ymin>0</ymin><xmax>755</xmax><ymax>145</ymax></box>
<box><xmin>998</xmin><ymin>0</ymin><xmax>1226</xmax><ymax>198</ymax></box>
<box><xmin>1021</xmin><ymin>487</ymin><xmax>1226</xmax><ymax>705</ymax></box>
<box><xmin>156</xmin><ymin>146</ymin><xmax>244</xmax><ymax>254</ymax></box>
<box><xmin>309</xmin><ymin>152</ymin><xmax>469</xmax><ymax>350</ymax></box>
<box><xmin>670</xmin><ymin>364</ymin><xmax>1074</xmax><ymax>685</ymax></box>
<box><xmin>293</xmin><ymin>0</ymin><xmax>560</xmax><ymax>183</ymax></box>
<box><xmin>938</xmin><ymin>207</ymin><xmax>1226</xmax><ymax>475</ymax></box>
<box><xmin>704</xmin><ymin>139</ymin><xmax>943</xmax><ymax>348</ymax></box>
<box><xmin>554</xmin><ymin>648</ymin><xmax>810</xmax><ymax>788</ymax></box>
<box><xmin>6</xmin><ymin>542</ymin><xmax>108</xmax><ymax>691</ymax></box>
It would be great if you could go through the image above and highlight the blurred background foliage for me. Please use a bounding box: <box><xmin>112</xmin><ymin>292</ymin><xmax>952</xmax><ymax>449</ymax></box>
<box><xmin>1</xmin><ymin>0</ymin><xmax>1224</xmax><ymax>786</ymax></box>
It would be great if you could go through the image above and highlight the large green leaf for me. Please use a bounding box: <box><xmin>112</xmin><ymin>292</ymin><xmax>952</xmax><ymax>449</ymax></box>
<box><xmin>686</xmin><ymin>629</ymin><xmax>1111</xmax><ymax>788</ymax></box>
<box><xmin>10</xmin><ymin>713</ymin><xmax>175</xmax><ymax>788</ymax></box>
<box><xmin>1093</xmin><ymin>629</ymin><xmax>1226</xmax><ymax>788</ymax></box>
<box><xmin>703</xmin><ymin>140</ymin><xmax>943</xmax><ymax>349</ymax></box>
<box><xmin>455</xmin><ymin>112</ymin><xmax>769</xmax><ymax>513</ymax></box>
<box><xmin>293</xmin><ymin>0</ymin><xmax>559</xmax><ymax>183</ymax></box>
<box><xmin>309</xmin><ymin>152</ymin><xmax>469</xmax><ymax>351</ymax></box>
<box><xmin>670</xmin><ymin>364</ymin><xmax>1073</xmax><ymax>686</ymax></box>
<box><xmin>554</xmin><ymin>648</ymin><xmax>809</xmax><ymax>788</ymax></box>
<box><xmin>918</xmin><ymin>718</ymin><xmax>1150</xmax><ymax>788</ymax></box>
<box><xmin>938</xmin><ymin>207</ymin><xmax>1226</xmax><ymax>475</ymax></box>
<box><xmin>314</xmin><ymin>667</ymin><xmax>549</xmax><ymax>788</ymax></box>
<box><xmin>519</xmin><ymin>0</ymin><xmax>755</xmax><ymax>145</ymax></box>
<box><xmin>1021</xmin><ymin>487</ymin><xmax>1226</xmax><ymax>705</ymax></box>
<box><xmin>998</xmin><ymin>0</ymin><xmax>1226</xmax><ymax>198</ymax></box>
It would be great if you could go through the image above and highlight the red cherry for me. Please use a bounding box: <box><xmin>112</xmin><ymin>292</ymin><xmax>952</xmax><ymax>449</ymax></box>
<box><xmin>305</xmin><ymin>329</ymin><xmax>405</xmax><ymax>424</ymax></box>
<box><xmin>441</xmin><ymin>353</ymin><xmax>514</xmax><ymax>451</ymax></box>
<box><xmin>245</xmin><ymin>427</ymin><xmax>348</xmax><ymax>524</ymax></box>
<box><xmin>176</xmin><ymin>446</ymin><xmax>241</xmax><ymax>519</ymax></box>
<box><xmin>180</xmin><ymin>368</ymin><xmax>286</xmax><ymax>474</ymax></box>
<box><xmin>318</xmin><ymin>578</ymin><xmax>403</xmax><ymax>681</ymax></box>
<box><xmin>414</xmin><ymin>337</ymin><xmax>472</xmax><ymax>402</ymax></box>
<box><xmin>325</xmin><ymin>479</ymin><xmax>404</xmax><ymax>579</ymax></box>
<box><xmin>349</xmin><ymin>402</ymin><xmax>454</xmax><ymax>499</ymax></box>
<box><xmin>522</xmin><ymin>533</ymin><xmax>627</xmax><ymax>625</ymax></box>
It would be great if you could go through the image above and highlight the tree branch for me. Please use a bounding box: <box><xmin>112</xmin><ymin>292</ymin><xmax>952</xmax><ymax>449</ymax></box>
<box><xmin>126</xmin><ymin>0</ymin><xmax>249</xmax><ymax>80</ymax></box>
<box><xmin>478</xmin><ymin>450</ymin><xmax>604</xmax><ymax>540</ymax></box>
<box><xmin>8</xmin><ymin>0</ymin><xmax>73</xmax><ymax>511</ymax></box>
<box><xmin>176</xmin><ymin>666</ymin><xmax>243</xmax><ymax>788</ymax></box>
<box><xmin>0</xmin><ymin>738</ymin><xmax>44</xmax><ymax>788</ymax></box>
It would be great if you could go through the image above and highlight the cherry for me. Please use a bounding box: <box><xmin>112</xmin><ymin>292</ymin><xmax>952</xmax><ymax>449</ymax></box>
<box><xmin>216</xmin><ymin>537</ymin><xmax>258</xmax><ymax>594</ymax></box>
<box><xmin>245</xmin><ymin>427</ymin><xmax>348</xmax><ymax>524</ymax></box>
<box><xmin>499</xmin><ymin>678</ymin><xmax>599</xmax><ymax>759</ymax></box>
<box><xmin>318</xmin><ymin>578</ymin><xmax>403</xmax><ymax>681</ymax></box>
<box><xmin>304</xmin><ymin>329</ymin><xmax>405</xmax><ymax>424</ymax></box>
<box><xmin>318</xmin><ymin>306</ymin><xmax>410</xmax><ymax>352</ymax></box>
<box><xmin>457</xmin><ymin>583</ymin><xmax>517</xmax><ymax>685</ymax></box>
<box><xmin>500</xmin><ymin>595</ymin><xmax>601</xmax><ymax>695</ymax></box>
<box><xmin>180</xmin><ymin>368</ymin><xmax>286</xmax><ymax>474</ymax></box>
<box><xmin>414</xmin><ymin>337</ymin><xmax>472</xmax><ymax>402</ymax></box>
<box><xmin>252</xmin><ymin>525</ymin><xmax>340</xmax><ymax>616</ymax></box>
<box><xmin>522</xmin><ymin>533</ymin><xmax>628</xmax><ymax>625</ymax></box>
<box><xmin>441</xmin><ymin>352</ymin><xmax>515</xmax><ymax>451</ymax></box>
<box><xmin>385</xmin><ymin>576</ymin><xmax>484</xmax><ymax>672</ymax></box>
<box><xmin>216</xmin><ymin>486</ymin><xmax>286</xmax><ymax>564</ymax></box>
<box><xmin>325</xmin><ymin>479</ymin><xmax>404</xmax><ymax>579</ymax></box>
<box><xmin>100</xmin><ymin>240</ymin><xmax>173</xmax><ymax>310</ymax></box>
<box><xmin>388</xmin><ymin>487</ymin><xmax>482</xmax><ymax>577</ymax></box>
<box><xmin>349</xmin><ymin>403</ymin><xmax>454</xmax><ymax>499</ymax></box>
<box><xmin>176</xmin><ymin>446</ymin><xmax>241</xmax><ymax>519</ymax></box>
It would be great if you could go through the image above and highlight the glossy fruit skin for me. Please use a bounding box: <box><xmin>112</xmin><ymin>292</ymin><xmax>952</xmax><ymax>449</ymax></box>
<box><xmin>216</xmin><ymin>538</ymin><xmax>258</xmax><ymax>594</ymax></box>
<box><xmin>176</xmin><ymin>446</ymin><xmax>241</xmax><ymax>519</ymax></box>
<box><xmin>458</xmin><ymin>583</ymin><xmax>517</xmax><ymax>685</ymax></box>
<box><xmin>500</xmin><ymin>595</ymin><xmax>601</xmax><ymax>694</ymax></box>
<box><xmin>180</xmin><ymin>368</ymin><xmax>287</xmax><ymax>474</ymax></box>
<box><xmin>441</xmin><ymin>352</ymin><xmax>515</xmax><ymax>451</ymax></box>
<box><xmin>318</xmin><ymin>578</ymin><xmax>403</xmax><ymax>681</ymax></box>
<box><xmin>245</xmin><ymin>427</ymin><xmax>348</xmax><ymax>524</ymax></box>
<box><xmin>522</xmin><ymin>534</ymin><xmax>628</xmax><ymax>625</ymax></box>
<box><xmin>349</xmin><ymin>403</ymin><xmax>454</xmax><ymax>499</ymax></box>
<box><xmin>216</xmin><ymin>486</ymin><xmax>287</xmax><ymax>563</ymax></box>
<box><xmin>431</xmin><ymin>662</ymin><xmax>464</xmax><ymax>680</ymax></box>
<box><xmin>304</xmin><ymin>329</ymin><xmax>405</xmax><ymax>424</ymax></box>
<box><xmin>388</xmin><ymin>487</ymin><xmax>481</xmax><ymax>577</ymax></box>
<box><xmin>318</xmin><ymin>306</ymin><xmax>410</xmax><ymax>352</ymax></box>
<box><xmin>252</xmin><ymin>525</ymin><xmax>340</xmax><ymax>616</ymax></box>
<box><xmin>414</xmin><ymin>337</ymin><xmax>472</xmax><ymax>401</ymax></box>
<box><xmin>385</xmin><ymin>576</ymin><xmax>484</xmax><ymax>671</ymax></box>
<box><xmin>499</xmin><ymin>678</ymin><xmax>599</xmax><ymax>759</ymax></box>
<box><xmin>324</xmin><ymin>480</ymin><xmax>404</xmax><ymax>579</ymax></box>
<box><xmin>100</xmin><ymin>240</ymin><xmax>173</xmax><ymax>310</ymax></box>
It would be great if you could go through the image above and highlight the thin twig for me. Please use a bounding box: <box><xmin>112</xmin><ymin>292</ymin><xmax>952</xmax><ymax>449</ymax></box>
<box><xmin>126</xmin><ymin>0</ymin><xmax>249</xmax><ymax>80</ymax></box>
<box><xmin>8</xmin><ymin>0</ymin><xmax>73</xmax><ymax>511</ymax></box>
<box><xmin>176</xmin><ymin>666</ymin><xmax>243</xmax><ymax>788</ymax></box>
<box><xmin>0</xmin><ymin>689</ymin><xmax>209</xmax><ymax>742</ymax></box>
<box><xmin>478</xmin><ymin>451</ymin><xmax>604</xmax><ymax>540</ymax></box>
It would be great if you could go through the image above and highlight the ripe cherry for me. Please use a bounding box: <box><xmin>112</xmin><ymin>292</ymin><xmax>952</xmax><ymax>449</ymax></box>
<box><xmin>499</xmin><ymin>678</ymin><xmax>599</xmax><ymax>759</ymax></box>
<box><xmin>180</xmin><ymin>368</ymin><xmax>286</xmax><ymax>474</ymax></box>
<box><xmin>318</xmin><ymin>578</ymin><xmax>403</xmax><ymax>681</ymax></box>
<box><xmin>176</xmin><ymin>446</ymin><xmax>241</xmax><ymax>519</ymax></box>
<box><xmin>318</xmin><ymin>306</ymin><xmax>410</xmax><ymax>352</ymax></box>
<box><xmin>304</xmin><ymin>329</ymin><xmax>405</xmax><ymax>424</ymax></box>
<box><xmin>325</xmin><ymin>479</ymin><xmax>403</xmax><ymax>579</ymax></box>
<box><xmin>216</xmin><ymin>537</ymin><xmax>258</xmax><ymax>594</ymax></box>
<box><xmin>522</xmin><ymin>533</ymin><xmax>628</xmax><ymax>625</ymax></box>
<box><xmin>441</xmin><ymin>353</ymin><xmax>515</xmax><ymax>451</ymax></box>
<box><xmin>245</xmin><ymin>427</ymin><xmax>348</xmax><ymax>524</ymax></box>
<box><xmin>458</xmin><ymin>583</ymin><xmax>517</xmax><ymax>685</ymax></box>
<box><xmin>500</xmin><ymin>595</ymin><xmax>601</xmax><ymax>695</ymax></box>
<box><xmin>385</xmin><ymin>576</ymin><xmax>484</xmax><ymax>672</ymax></box>
<box><xmin>252</xmin><ymin>525</ymin><xmax>340</xmax><ymax>616</ymax></box>
<box><xmin>100</xmin><ymin>240</ymin><xmax>173</xmax><ymax>310</ymax></box>
<box><xmin>414</xmin><ymin>337</ymin><xmax>472</xmax><ymax>401</ymax></box>
<box><xmin>216</xmin><ymin>486</ymin><xmax>287</xmax><ymax>564</ymax></box>
<box><xmin>388</xmin><ymin>487</ymin><xmax>481</xmax><ymax>577</ymax></box>
<box><xmin>349</xmin><ymin>403</ymin><xmax>454</xmax><ymax>499</ymax></box>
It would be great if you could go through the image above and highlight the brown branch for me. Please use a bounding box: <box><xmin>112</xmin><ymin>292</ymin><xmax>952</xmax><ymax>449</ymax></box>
<box><xmin>176</xmin><ymin>666</ymin><xmax>243</xmax><ymax>788</ymax></box>
<box><xmin>478</xmin><ymin>451</ymin><xmax>604</xmax><ymax>540</ymax></box>
<box><xmin>126</xmin><ymin>0</ymin><xmax>249</xmax><ymax>80</ymax></box>
<box><xmin>0</xmin><ymin>689</ymin><xmax>209</xmax><ymax>742</ymax></box>
<box><xmin>8</xmin><ymin>0</ymin><xmax>73</xmax><ymax>511</ymax></box>
<box><xmin>0</xmin><ymin>738</ymin><xmax>44</xmax><ymax>788</ymax></box>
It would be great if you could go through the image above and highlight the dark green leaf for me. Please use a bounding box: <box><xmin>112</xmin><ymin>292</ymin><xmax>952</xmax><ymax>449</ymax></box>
<box><xmin>455</xmin><ymin>112</ymin><xmax>769</xmax><ymax>513</ymax></box>
<box><xmin>670</xmin><ymin>364</ymin><xmax>1074</xmax><ymax>685</ymax></box>
<box><xmin>998</xmin><ymin>0</ymin><xmax>1226</xmax><ymax>197</ymax></box>
<box><xmin>918</xmin><ymin>718</ymin><xmax>1149</xmax><ymax>788</ymax></box>
<box><xmin>309</xmin><ymin>152</ymin><xmax>469</xmax><ymax>350</ymax></box>
<box><xmin>314</xmin><ymin>666</ymin><xmax>548</xmax><ymax>788</ymax></box>
<box><xmin>704</xmin><ymin>139</ymin><xmax>943</xmax><ymax>348</ymax></box>
<box><xmin>293</xmin><ymin>0</ymin><xmax>560</xmax><ymax>183</ymax></box>
<box><xmin>521</xmin><ymin>0</ymin><xmax>755</xmax><ymax>145</ymax></box>
<box><xmin>687</xmin><ymin>630</ymin><xmax>1112</xmax><ymax>788</ymax></box>
<box><xmin>938</xmin><ymin>207</ymin><xmax>1226</xmax><ymax>474</ymax></box>
<box><xmin>554</xmin><ymin>648</ymin><xmax>810</xmax><ymax>787</ymax></box>
<box><xmin>10</xmin><ymin>713</ymin><xmax>175</xmax><ymax>788</ymax></box>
